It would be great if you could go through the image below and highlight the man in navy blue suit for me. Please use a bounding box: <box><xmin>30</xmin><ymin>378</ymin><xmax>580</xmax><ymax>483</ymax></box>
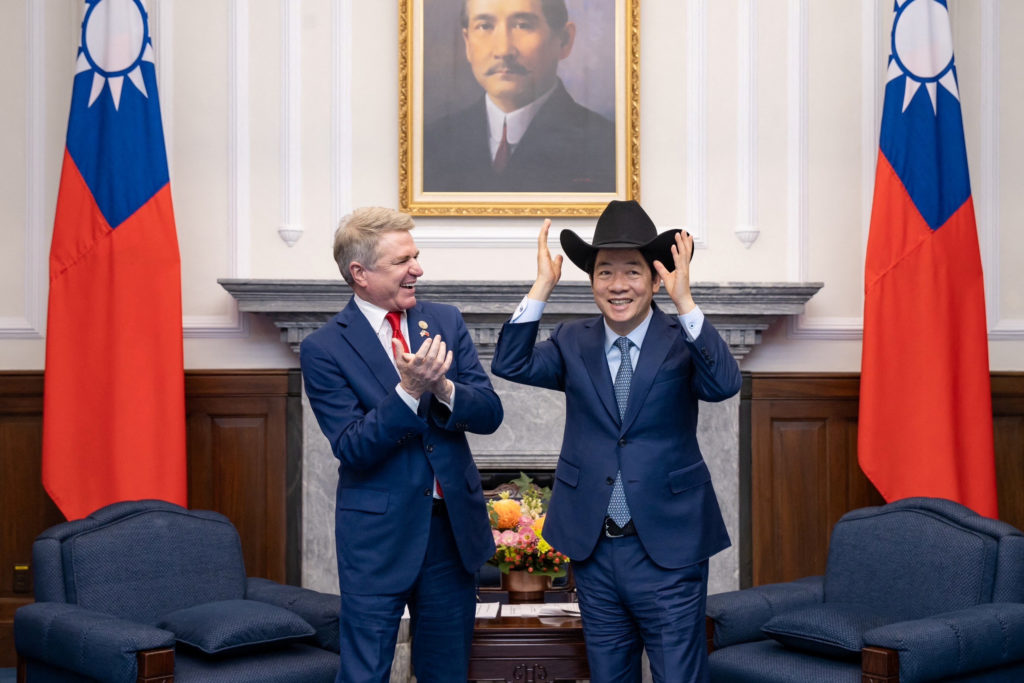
<box><xmin>492</xmin><ymin>200</ymin><xmax>741</xmax><ymax>682</ymax></box>
<box><xmin>301</xmin><ymin>207</ymin><xmax>502</xmax><ymax>682</ymax></box>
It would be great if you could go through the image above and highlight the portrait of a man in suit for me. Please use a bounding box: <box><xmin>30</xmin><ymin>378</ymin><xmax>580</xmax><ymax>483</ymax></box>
<box><xmin>422</xmin><ymin>0</ymin><xmax>616</xmax><ymax>194</ymax></box>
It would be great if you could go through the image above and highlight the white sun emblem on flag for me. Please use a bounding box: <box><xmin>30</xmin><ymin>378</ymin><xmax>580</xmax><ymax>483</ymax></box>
<box><xmin>887</xmin><ymin>0</ymin><xmax>959</xmax><ymax>114</ymax></box>
<box><xmin>75</xmin><ymin>0</ymin><xmax>154</xmax><ymax>110</ymax></box>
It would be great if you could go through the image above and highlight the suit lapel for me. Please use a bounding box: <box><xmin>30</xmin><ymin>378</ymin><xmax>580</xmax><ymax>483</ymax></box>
<box><xmin>336</xmin><ymin>298</ymin><xmax>399</xmax><ymax>394</ymax></box>
<box><xmin>405</xmin><ymin>304</ymin><xmax>430</xmax><ymax>354</ymax></box>
<box><xmin>620</xmin><ymin>309</ymin><xmax>675</xmax><ymax>433</ymax></box>
<box><xmin>580</xmin><ymin>318</ymin><xmax>620</xmax><ymax>426</ymax></box>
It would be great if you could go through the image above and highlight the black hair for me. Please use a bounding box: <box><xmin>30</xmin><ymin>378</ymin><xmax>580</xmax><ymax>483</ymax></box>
<box><xmin>460</xmin><ymin>0</ymin><xmax>569</xmax><ymax>32</ymax></box>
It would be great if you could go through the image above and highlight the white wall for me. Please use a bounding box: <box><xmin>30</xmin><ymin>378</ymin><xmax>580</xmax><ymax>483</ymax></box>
<box><xmin>2</xmin><ymin>0</ymin><xmax>1022</xmax><ymax>372</ymax></box>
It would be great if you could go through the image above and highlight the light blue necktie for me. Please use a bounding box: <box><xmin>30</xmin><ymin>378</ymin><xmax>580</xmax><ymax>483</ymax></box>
<box><xmin>607</xmin><ymin>337</ymin><xmax>632</xmax><ymax>527</ymax></box>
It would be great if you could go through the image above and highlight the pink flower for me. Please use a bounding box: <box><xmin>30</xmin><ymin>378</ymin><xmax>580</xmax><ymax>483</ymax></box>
<box><xmin>519</xmin><ymin>529</ymin><xmax>537</xmax><ymax>546</ymax></box>
<box><xmin>518</xmin><ymin>515</ymin><xmax>534</xmax><ymax>529</ymax></box>
<box><xmin>492</xmin><ymin>529</ymin><xmax>501</xmax><ymax>544</ymax></box>
<box><xmin>499</xmin><ymin>530</ymin><xmax>518</xmax><ymax>546</ymax></box>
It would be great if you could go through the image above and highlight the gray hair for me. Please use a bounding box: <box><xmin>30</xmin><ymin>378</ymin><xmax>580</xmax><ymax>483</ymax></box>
<box><xmin>333</xmin><ymin>207</ymin><xmax>416</xmax><ymax>284</ymax></box>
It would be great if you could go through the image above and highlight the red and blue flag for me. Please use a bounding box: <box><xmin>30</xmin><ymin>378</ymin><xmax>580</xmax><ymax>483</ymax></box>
<box><xmin>43</xmin><ymin>0</ymin><xmax>187</xmax><ymax>520</ymax></box>
<box><xmin>859</xmin><ymin>0</ymin><xmax>997</xmax><ymax>518</ymax></box>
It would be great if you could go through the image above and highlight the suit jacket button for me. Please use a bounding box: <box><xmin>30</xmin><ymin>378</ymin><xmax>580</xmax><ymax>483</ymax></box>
<box><xmin>618</xmin><ymin>438</ymin><xmax>627</xmax><ymax>447</ymax></box>
<box><xmin>424</xmin><ymin>489</ymin><xmax>432</xmax><ymax>496</ymax></box>
<box><xmin>606</xmin><ymin>477</ymin><xmax>615</xmax><ymax>485</ymax></box>
<box><xmin>426</xmin><ymin>444</ymin><xmax>435</xmax><ymax>453</ymax></box>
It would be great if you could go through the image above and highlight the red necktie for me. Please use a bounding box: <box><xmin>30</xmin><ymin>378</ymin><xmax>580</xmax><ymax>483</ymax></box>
<box><xmin>385</xmin><ymin>311</ymin><xmax>408</xmax><ymax>359</ymax></box>
<box><xmin>492</xmin><ymin>120</ymin><xmax>510</xmax><ymax>174</ymax></box>
<box><xmin>386</xmin><ymin>311</ymin><xmax>443</xmax><ymax>498</ymax></box>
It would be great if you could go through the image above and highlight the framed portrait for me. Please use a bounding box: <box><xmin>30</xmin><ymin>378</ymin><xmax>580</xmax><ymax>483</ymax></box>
<box><xmin>399</xmin><ymin>0</ymin><xmax>639</xmax><ymax>217</ymax></box>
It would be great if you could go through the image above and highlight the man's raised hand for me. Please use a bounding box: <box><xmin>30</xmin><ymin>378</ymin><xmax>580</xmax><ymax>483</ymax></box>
<box><xmin>527</xmin><ymin>219</ymin><xmax>562</xmax><ymax>303</ymax></box>
<box><xmin>652</xmin><ymin>231</ymin><xmax>696</xmax><ymax>315</ymax></box>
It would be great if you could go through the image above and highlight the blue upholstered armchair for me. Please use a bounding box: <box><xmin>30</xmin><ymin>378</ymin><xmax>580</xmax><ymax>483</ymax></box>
<box><xmin>706</xmin><ymin>497</ymin><xmax>1024</xmax><ymax>682</ymax></box>
<box><xmin>15</xmin><ymin>500</ymin><xmax>340</xmax><ymax>682</ymax></box>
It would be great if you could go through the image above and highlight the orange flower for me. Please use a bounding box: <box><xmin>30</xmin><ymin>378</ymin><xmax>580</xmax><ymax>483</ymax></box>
<box><xmin>492</xmin><ymin>498</ymin><xmax>522</xmax><ymax>529</ymax></box>
<box><xmin>532</xmin><ymin>514</ymin><xmax>546</xmax><ymax>536</ymax></box>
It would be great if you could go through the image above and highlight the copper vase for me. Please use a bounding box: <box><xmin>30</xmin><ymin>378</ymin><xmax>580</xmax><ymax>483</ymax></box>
<box><xmin>502</xmin><ymin>570</ymin><xmax>552</xmax><ymax>604</ymax></box>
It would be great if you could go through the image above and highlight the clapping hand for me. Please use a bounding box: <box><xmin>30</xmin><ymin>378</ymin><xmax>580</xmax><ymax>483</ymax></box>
<box><xmin>393</xmin><ymin>335</ymin><xmax>453</xmax><ymax>401</ymax></box>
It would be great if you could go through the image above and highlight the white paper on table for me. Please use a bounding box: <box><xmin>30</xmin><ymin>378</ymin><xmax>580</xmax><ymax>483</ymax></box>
<box><xmin>475</xmin><ymin>602</ymin><xmax>500</xmax><ymax>618</ymax></box>
<box><xmin>500</xmin><ymin>603</ymin><xmax>581</xmax><ymax>617</ymax></box>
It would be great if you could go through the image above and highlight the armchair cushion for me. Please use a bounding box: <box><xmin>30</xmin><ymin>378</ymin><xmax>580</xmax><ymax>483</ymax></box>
<box><xmin>246</xmin><ymin>577</ymin><xmax>340</xmax><ymax>653</ymax></box>
<box><xmin>761</xmin><ymin>603</ymin><xmax>899</xmax><ymax>659</ymax></box>
<box><xmin>707</xmin><ymin>575</ymin><xmax>824</xmax><ymax>648</ymax></box>
<box><xmin>158</xmin><ymin>599</ymin><xmax>315</xmax><ymax>655</ymax></box>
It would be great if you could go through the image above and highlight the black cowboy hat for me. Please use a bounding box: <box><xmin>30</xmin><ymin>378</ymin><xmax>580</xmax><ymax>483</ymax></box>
<box><xmin>559</xmin><ymin>200</ymin><xmax>689</xmax><ymax>274</ymax></box>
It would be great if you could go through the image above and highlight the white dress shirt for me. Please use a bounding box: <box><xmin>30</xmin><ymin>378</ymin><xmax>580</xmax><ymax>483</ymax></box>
<box><xmin>485</xmin><ymin>83</ymin><xmax>558</xmax><ymax>161</ymax></box>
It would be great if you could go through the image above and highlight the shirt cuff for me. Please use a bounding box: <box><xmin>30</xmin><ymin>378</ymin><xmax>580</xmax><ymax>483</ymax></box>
<box><xmin>679</xmin><ymin>305</ymin><xmax>705</xmax><ymax>342</ymax></box>
<box><xmin>395</xmin><ymin>383</ymin><xmax>420</xmax><ymax>413</ymax></box>
<box><xmin>437</xmin><ymin>383</ymin><xmax>455</xmax><ymax>411</ymax></box>
<box><xmin>511</xmin><ymin>295</ymin><xmax>546</xmax><ymax>323</ymax></box>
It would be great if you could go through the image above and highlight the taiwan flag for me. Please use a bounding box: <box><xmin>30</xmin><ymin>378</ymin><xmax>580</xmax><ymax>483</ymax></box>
<box><xmin>43</xmin><ymin>0</ymin><xmax>187</xmax><ymax>520</ymax></box>
<box><xmin>859</xmin><ymin>0</ymin><xmax>997</xmax><ymax>518</ymax></box>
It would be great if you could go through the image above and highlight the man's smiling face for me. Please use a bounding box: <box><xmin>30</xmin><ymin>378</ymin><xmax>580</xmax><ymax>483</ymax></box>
<box><xmin>357</xmin><ymin>231</ymin><xmax>424</xmax><ymax>312</ymax></box>
<box><xmin>591</xmin><ymin>249</ymin><xmax>660</xmax><ymax>336</ymax></box>
<box><xmin>462</xmin><ymin>0</ymin><xmax>573</xmax><ymax>112</ymax></box>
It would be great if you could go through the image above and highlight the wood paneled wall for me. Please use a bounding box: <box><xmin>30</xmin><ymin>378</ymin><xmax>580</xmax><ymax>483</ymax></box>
<box><xmin>744</xmin><ymin>372</ymin><xmax>1024</xmax><ymax>587</ymax></box>
<box><xmin>0</xmin><ymin>370</ymin><xmax>300</xmax><ymax>667</ymax></box>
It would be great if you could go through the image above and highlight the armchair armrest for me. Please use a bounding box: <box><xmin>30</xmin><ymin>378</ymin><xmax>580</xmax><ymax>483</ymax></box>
<box><xmin>15</xmin><ymin>602</ymin><xmax>175</xmax><ymax>683</ymax></box>
<box><xmin>246</xmin><ymin>577</ymin><xmax>340</xmax><ymax>653</ymax></box>
<box><xmin>863</xmin><ymin>602</ymin><xmax>1024</xmax><ymax>683</ymax></box>
<box><xmin>706</xmin><ymin>575</ymin><xmax>824</xmax><ymax>649</ymax></box>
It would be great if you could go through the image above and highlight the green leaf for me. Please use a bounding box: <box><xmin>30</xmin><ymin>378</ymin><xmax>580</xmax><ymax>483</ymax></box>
<box><xmin>510</xmin><ymin>471</ymin><xmax>534</xmax><ymax>492</ymax></box>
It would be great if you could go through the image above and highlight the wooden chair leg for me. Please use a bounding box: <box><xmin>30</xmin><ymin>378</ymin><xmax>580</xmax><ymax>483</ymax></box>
<box><xmin>17</xmin><ymin>655</ymin><xmax>26</xmax><ymax>683</ymax></box>
<box><xmin>137</xmin><ymin>647</ymin><xmax>175</xmax><ymax>683</ymax></box>
<box><xmin>862</xmin><ymin>646</ymin><xmax>899</xmax><ymax>683</ymax></box>
<box><xmin>705</xmin><ymin>616</ymin><xmax>716</xmax><ymax>653</ymax></box>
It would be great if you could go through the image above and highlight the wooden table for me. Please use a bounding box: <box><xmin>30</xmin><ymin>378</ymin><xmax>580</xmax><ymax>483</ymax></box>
<box><xmin>468</xmin><ymin>614</ymin><xmax>590</xmax><ymax>682</ymax></box>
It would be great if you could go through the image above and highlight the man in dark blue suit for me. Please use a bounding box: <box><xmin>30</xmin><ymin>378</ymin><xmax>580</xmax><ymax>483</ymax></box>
<box><xmin>492</xmin><ymin>200</ymin><xmax>741</xmax><ymax>682</ymax></box>
<box><xmin>301</xmin><ymin>207</ymin><xmax>502</xmax><ymax>682</ymax></box>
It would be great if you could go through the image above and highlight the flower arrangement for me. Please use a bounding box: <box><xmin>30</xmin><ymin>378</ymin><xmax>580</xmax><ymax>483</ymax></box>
<box><xmin>488</xmin><ymin>472</ymin><xmax>569</xmax><ymax>577</ymax></box>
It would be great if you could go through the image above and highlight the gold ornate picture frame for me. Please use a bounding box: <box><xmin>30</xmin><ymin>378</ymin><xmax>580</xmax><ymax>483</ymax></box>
<box><xmin>399</xmin><ymin>0</ymin><xmax>640</xmax><ymax>217</ymax></box>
